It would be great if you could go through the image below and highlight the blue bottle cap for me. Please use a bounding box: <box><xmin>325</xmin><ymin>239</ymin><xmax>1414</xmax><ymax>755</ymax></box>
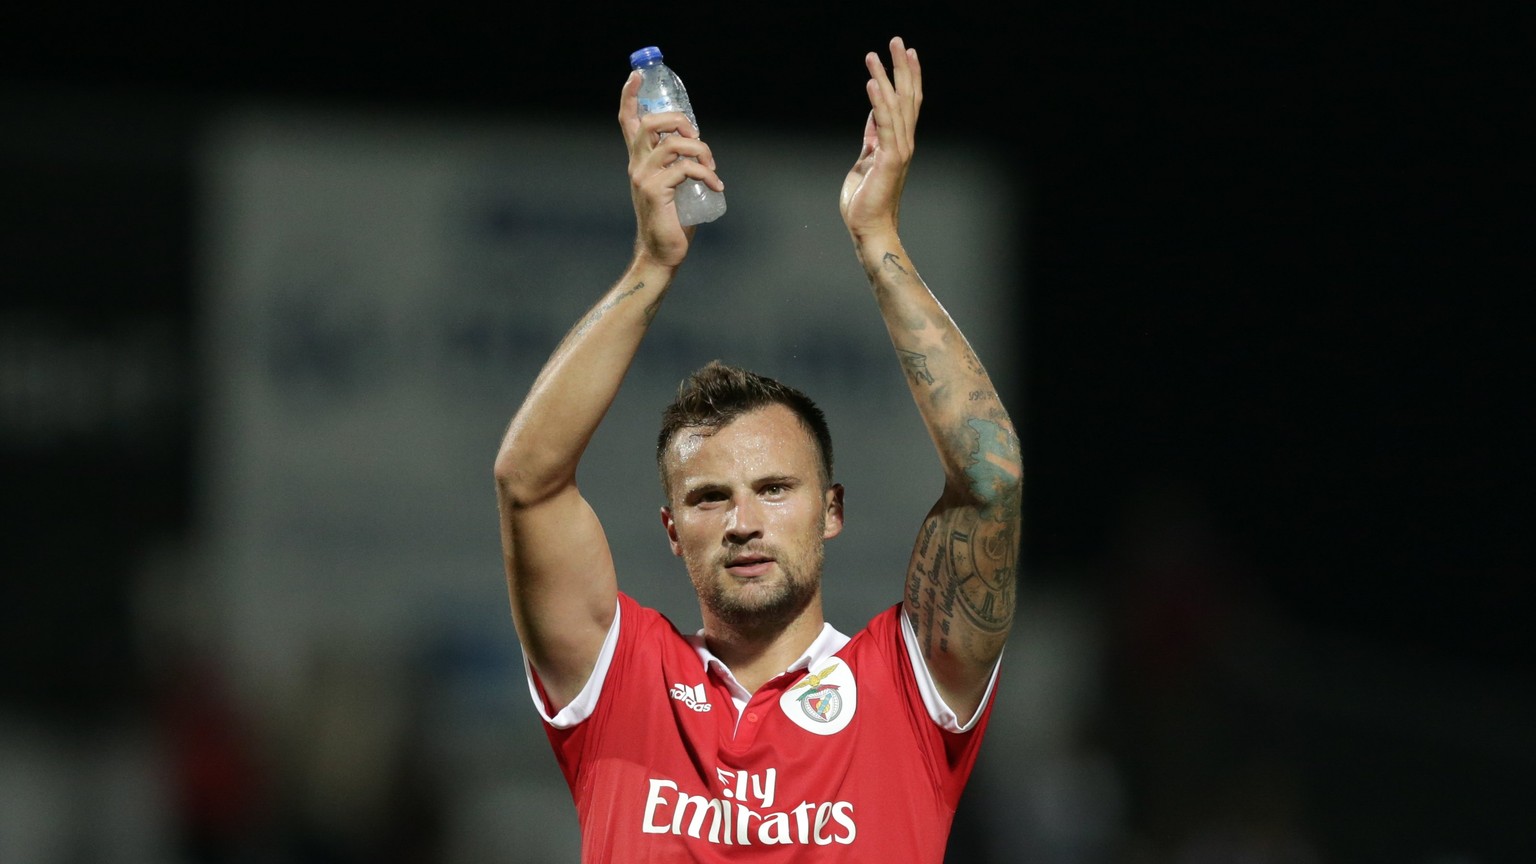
<box><xmin>629</xmin><ymin>46</ymin><xmax>663</xmax><ymax>69</ymax></box>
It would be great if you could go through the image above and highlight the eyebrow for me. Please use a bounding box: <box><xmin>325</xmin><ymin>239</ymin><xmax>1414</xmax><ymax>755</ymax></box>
<box><xmin>681</xmin><ymin>474</ymin><xmax>801</xmax><ymax>498</ymax></box>
<box><xmin>756</xmin><ymin>474</ymin><xmax>798</xmax><ymax>487</ymax></box>
<box><xmin>682</xmin><ymin>479</ymin><xmax>725</xmax><ymax>494</ymax></box>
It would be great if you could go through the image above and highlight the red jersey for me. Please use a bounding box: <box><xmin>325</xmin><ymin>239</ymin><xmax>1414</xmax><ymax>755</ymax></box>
<box><xmin>525</xmin><ymin>592</ymin><xmax>1000</xmax><ymax>863</ymax></box>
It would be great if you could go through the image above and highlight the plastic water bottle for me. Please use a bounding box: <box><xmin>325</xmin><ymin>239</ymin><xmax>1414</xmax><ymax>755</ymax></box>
<box><xmin>629</xmin><ymin>46</ymin><xmax>727</xmax><ymax>226</ymax></box>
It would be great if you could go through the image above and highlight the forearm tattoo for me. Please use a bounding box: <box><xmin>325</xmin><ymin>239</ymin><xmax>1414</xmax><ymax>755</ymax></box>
<box><xmin>907</xmin><ymin>421</ymin><xmax>1021</xmax><ymax>648</ymax></box>
<box><xmin>962</xmin><ymin>345</ymin><xmax>985</xmax><ymax>377</ymax></box>
<box><xmin>868</xmin><ymin>250</ymin><xmax>910</xmax><ymax>303</ymax></box>
<box><xmin>898</xmin><ymin>350</ymin><xmax>935</xmax><ymax>386</ymax></box>
<box><xmin>902</xmin><ymin>351</ymin><xmax>1020</xmax><ymax>652</ymax></box>
<box><xmin>570</xmin><ymin>280</ymin><xmax>646</xmax><ymax>340</ymax></box>
<box><xmin>877</xmin><ymin>246</ymin><xmax>1020</xmax><ymax>651</ymax></box>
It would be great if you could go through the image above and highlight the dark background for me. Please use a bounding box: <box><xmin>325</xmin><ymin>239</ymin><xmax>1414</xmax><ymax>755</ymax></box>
<box><xmin>3</xmin><ymin>5</ymin><xmax>1529</xmax><ymax>863</ymax></box>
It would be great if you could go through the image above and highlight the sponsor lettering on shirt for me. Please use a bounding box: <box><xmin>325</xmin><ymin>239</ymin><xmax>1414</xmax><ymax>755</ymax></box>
<box><xmin>641</xmin><ymin>767</ymin><xmax>856</xmax><ymax>846</ymax></box>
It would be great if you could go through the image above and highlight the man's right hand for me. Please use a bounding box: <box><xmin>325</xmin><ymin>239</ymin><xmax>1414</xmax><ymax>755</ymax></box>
<box><xmin>618</xmin><ymin>70</ymin><xmax>723</xmax><ymax>269</ymax></box>
<box><xmin>840</xmin><ymin>37</ymin><xmax>920</xmax><ymax>259</ymax></box>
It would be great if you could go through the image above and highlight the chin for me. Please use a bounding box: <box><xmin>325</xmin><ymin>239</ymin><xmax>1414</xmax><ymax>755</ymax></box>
<box><xmin>708</xmin><ymin>577</ymin><xmax>814</xmax><ymax>630</ymax></box>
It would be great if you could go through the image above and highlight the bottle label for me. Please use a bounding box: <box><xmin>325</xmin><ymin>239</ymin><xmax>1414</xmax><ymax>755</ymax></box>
<box><xmin>637</xmin><ymin>97</ymin><xmax>675</xmax><ymax>116</ymax></box>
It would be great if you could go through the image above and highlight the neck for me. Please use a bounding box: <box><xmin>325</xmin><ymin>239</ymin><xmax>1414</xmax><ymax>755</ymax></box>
<box><xmin>702</xmin><ymin>602</ymin><xmax>825</xmax><ymax>694</ymax></box>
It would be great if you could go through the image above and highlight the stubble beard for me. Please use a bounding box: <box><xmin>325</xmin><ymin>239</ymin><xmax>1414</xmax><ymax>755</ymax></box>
<box><xmin>692</xmin><ymin>542</ymin><xmax>824</xmax><ymax>636</ymax></box>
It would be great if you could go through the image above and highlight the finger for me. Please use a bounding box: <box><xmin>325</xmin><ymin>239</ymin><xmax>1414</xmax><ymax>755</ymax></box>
<box><xmin>675</xmin><ymin>157</ymin><xmax>724</xmax><ymax>190</ymax></box>
<box><xmin>864</xmin><ymin>52</ymin><xmax>898</xmax><ymax>148</ymax></box>
<box><xmin>618</xmin><ymin>70</ymin><xmax>642</xmax><ymax>136</ymax></box>
<box><xmin>882</xmin><ymin>38</ymin><xmax>920</xmax><ymax>151</ymax></box>
<box><xmin>865</xmin><ymin>49</ymin><xmax>893</xmax><ymax>100</ymax></box>
<box><xmin>641</xmin><ymin>157</ymin><xmax>724</xmax><ymax>198</ymax></box>
<box><xmin>869</xmin><ymin>44</ymin><xmax>912</xmax><ymax>130</ymax></box>
<box><xmin>865</xmin><ymin>74</ymin><xmax>901</xmax><ymax>155</ymax></box>
<box><xmin>906</xmin><ymin>46</ymin><xmax>923</xmax><ymax>118</ymax></box>
<box><xmin>638</xmin><ymin>110</ymin><xmax>700</xmax><ymax>141</ymax></box>
<box><xmin>650</xmin><ymin>133</ymin><xmax>717</xmax><ymax>171</ymax></box>
<box><xmin>887</xmin><ymin>37</ymin><xmax>921</xmax><ymax>130</ymax></box>
<box><xmin>860</xmin><ymin>108</ymin><xmax>878</xmax><ymax>151</ymax></box>
<box><xmin>888</xmin><ymin>36</ymin><xmax>909</xmax><ymax>104</ymax></box>
<box><xmin>890</xmin><ymin>37</ymin><xmax>921</xmax><ymax>118</ymax></box>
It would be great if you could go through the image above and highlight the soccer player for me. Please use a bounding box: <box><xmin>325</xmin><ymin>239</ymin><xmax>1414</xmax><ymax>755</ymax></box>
<box><xmin>495</xmin><ymin>36</ymin><xmax>1021</xmax><ymax>861</ymax></box>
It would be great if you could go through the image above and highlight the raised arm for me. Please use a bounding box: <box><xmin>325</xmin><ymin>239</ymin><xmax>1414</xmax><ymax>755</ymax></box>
<box><xmin>840</xmin><ymin>37</ymin><xmax>1022</xmax><ymax>722</ymax></box>
<box><xmin>494</xmin><ymin>69</ymin><xmax>724</xmax><ymax>711</ymax></box>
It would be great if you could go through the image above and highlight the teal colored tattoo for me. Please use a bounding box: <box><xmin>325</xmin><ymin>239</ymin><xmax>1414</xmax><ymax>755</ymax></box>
<box><xmin>965</xmin><ymin>417</ymin><xmax>1020</xmax><ymax>519</ymax></box>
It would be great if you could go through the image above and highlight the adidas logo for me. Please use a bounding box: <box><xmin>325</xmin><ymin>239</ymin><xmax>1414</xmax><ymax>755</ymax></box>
<box><xmin>669</xmin><ymin>682</ymin><xmax>712</xmax><ymax>712</ymax></box>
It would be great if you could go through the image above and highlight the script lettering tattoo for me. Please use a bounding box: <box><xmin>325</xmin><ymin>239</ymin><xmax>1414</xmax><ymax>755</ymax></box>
<box><xmin>918</xmin><ymin>519</ymin><xmax>937</xmax><ymax>557</ymax></box>
<box><xmin>571</xmin><ymin>281</ymin><xmax>646</xmax><ymax>339</ymax></box>
<box><xmin>962</xmin><ymin>345</ymin><xmax>985</xmax><ymax>377</ymax></box>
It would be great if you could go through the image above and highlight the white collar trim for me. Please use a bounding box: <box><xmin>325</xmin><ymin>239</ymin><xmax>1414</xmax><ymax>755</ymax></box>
<box><xmin>688</xmin><ymin>622</ymin><xmax>851</xmax><ymax>706</ymax></box>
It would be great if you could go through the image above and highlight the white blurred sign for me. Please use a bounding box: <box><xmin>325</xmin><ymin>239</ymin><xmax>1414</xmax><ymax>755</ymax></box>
<box><xmin>197</xmin><ymin>103</ymin><xmax>1020</xmax><ymax>733</ymax></box>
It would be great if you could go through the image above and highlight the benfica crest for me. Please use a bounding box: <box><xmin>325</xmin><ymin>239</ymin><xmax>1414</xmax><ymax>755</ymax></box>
<box><xmin>793</xmin><ymin>663</ymin><xmax>844</xmax><ymax>722</ymax></box>
<box><xmin>780</xmin><ymin>656</ymin><xmax>857</xmax><ymax>735</ymax></box>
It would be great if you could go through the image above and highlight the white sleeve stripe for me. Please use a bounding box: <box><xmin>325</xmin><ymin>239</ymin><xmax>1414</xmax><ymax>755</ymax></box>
<box><xmin>522</xmin><ymin>599</ymin><xmax>623</xmax><ymax>729</ymax></box>
<box><xmin>899</xmin><ymin>609</ymin><xmax>1003</xmax><ymax>733</ymax></box>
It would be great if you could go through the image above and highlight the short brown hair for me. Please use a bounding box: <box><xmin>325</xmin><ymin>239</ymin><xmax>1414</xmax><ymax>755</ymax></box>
<box><xmin>656</xmin><ymin>361</ymin><xmax>834</xmax><ymax>497</ymax></box>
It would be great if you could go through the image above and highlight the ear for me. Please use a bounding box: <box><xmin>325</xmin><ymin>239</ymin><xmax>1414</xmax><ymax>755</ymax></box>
<box><xmin>822</xmin><ymin>483</ymin><xmax>845</xmax><ymax>540</ymax></box>
<box><xmin>660</xmin><ymin>506</ymin><xmax>684</xmax><ymax>557</ymax></box>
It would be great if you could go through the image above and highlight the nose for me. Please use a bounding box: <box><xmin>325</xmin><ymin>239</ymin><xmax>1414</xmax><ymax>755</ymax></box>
<box><xmin>725</xmin><ymin>494</ymin><xmax>764</xmax><ymax>544</ymax></box>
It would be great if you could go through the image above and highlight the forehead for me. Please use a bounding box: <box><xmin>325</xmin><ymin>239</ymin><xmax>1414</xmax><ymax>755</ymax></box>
<box><xmin>664</xmin><ymin>404</ymin><xmax>820</xmax><ymax>483</ymax></box>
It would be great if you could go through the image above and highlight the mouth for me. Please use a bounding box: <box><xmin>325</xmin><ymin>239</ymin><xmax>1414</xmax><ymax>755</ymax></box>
<box><xmin>725</xmin><ymin>554</ymin><xmax>776</xmax><ymax>578</ymax></box>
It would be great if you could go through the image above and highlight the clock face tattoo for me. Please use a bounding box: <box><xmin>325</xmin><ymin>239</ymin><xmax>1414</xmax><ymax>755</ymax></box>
<box><xmin>950</xmin><ymin>417</ymin><xmax>1019</xmax><ymax>632</ymax></box>
<box><xmin>945</xmin><ymin>511</ymin><xmax>1016</xmax><ymax>633</ymax></box>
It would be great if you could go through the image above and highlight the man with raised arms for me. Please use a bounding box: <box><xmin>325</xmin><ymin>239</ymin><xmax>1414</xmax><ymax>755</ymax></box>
<box><xmin>495</xmin><ymin>35</ymin><xmax>1021</xmax><ymax>862</ymax></box>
